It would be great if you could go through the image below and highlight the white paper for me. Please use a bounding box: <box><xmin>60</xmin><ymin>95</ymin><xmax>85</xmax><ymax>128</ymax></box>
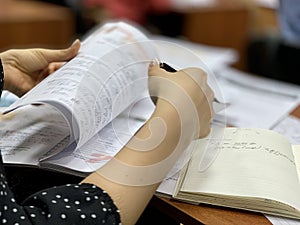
<box><xmin>0</xmin><ymin>104</ymin><xmax>70</xmax><ymax>165</ymax></box>
<box><xmin>272</xmin><ymin>115</ymin><xmax>300</xmax><ymax>144</ymax></box>
<box><xmin>215</xmin><ymin>68</ymin><xmax>300</xmax><ymax>129</ymax></box>
<box><xmin>267</xmin><ymin>215</ymin><xmax>300</xmax><ymax>224</ymax></box>
<box><xmin>42</xmin><ymin>97</ymin><xmax>155</xmax><ymax>174</ymax></box>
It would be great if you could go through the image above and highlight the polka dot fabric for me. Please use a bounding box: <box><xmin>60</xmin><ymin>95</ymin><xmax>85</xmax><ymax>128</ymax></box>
<box><xmin>0</xmin><ymin>156</ymin><xmax>121</xmax><ymax>224</ymax></box>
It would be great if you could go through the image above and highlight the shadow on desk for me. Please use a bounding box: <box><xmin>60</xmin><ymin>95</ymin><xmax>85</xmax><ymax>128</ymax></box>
<box><xmin>137</xmin><ymin>200</ymin><xmax>180</xmax><ymax>225</ymax></box>
<box><xmin>4</xmin><ymin>165</ymin><xmax>82</xmax><ymax>203</ymax></box>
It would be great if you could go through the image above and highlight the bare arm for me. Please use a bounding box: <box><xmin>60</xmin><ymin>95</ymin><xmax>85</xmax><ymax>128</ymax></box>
<box><xmin>82</xmin><ymin>63</ymin><xmax>214</xmax><ymax>225</ymax></box>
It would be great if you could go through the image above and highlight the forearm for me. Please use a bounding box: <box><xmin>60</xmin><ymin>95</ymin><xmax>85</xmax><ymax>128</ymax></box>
<box><xmin>82</xmin><ymin>98</ymin><xmax>197</xmax><ymax>225</ymax></box>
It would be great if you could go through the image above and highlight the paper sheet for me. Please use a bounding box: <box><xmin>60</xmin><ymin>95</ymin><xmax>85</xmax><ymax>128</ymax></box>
<box><xmin>267</xmin><ymin>216</ymin><xmax>300</xmax><ymax>225</ymax></box>
<box><xmin>215</xmin><ymin>68</ymin><xmax>300</xmax><ymax>129</ymax></box>
<box><xmin>272</xmin><ymin>115</ymin><xmax>300</xmax><ymax>144</ymax></box>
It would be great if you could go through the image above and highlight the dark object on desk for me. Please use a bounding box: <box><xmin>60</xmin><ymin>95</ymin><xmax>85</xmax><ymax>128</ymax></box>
<box><xmin>277</xmin><ymin>43</ymin><xmax>300</xmax><ymax>84</ymax></box>
<box><xmin>247</xmin><ymin>37</ymin><xmax>300</xmax><ymax>85</ymax></box>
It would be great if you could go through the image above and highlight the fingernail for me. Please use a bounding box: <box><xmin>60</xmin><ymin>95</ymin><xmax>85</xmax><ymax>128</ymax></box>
<box><xmin>149</xmin><ymin>58</ymin><xmax>160</xmax><ymax>68</ymax></box>
<box><xmin>149</xmin><ymin>61</ymin><xmax>155</xmax><ymax>68</ymax></box>
<box><xmin>71</xmin><ymin>39</ymin><xmax>80</xmax><ymax>46</ymax></box>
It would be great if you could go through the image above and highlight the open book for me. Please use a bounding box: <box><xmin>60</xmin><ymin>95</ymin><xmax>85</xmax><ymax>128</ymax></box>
<box><xmin>0</xmin><ymin>21</ymin><xmax>157</xmax><ymax>176</ymax></box>
<box><xmin>173</xmin><ymin>127</ymin><xmax>300</xmax><ymax>220</ymax></box>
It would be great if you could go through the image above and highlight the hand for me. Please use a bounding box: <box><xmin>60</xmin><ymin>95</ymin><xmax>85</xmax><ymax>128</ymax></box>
<box><xmin>0</xmin><ymin>40</ymin><xmax>81</xmax><ymax>97</ymax></box>
<box><xmin>148</xmin><ymin>62</ymin><xmax>214</xmax><ymax>138</ymax></box>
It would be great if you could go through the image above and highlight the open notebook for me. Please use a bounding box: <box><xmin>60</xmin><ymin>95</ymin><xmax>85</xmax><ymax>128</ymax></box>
<box><xmin>173</xmin><ymin>127</ymin><xmax>300</xmax><ymax>220</ymax></box>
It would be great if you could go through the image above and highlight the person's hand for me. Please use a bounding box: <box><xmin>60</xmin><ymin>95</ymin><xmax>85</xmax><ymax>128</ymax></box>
<box><xmin>148</xmin><ymin>62</ymin><xmax>214</xmax><ymax>139</ymax></box>
<box><xmin>0</xmin><ymin>40</ymin><xmax>81</xmax><ymax>97</ymax></box>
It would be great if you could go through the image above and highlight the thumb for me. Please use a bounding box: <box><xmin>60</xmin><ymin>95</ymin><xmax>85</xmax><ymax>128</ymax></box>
<box><xmin>38</xmin><ymin>39</ymin><xmax>81</xmax><ymax>64</ymax></box>
<box><xmin>148</xmin><ymin>62</ymin><xmax>175</xmax><ymax>105</ymax></box>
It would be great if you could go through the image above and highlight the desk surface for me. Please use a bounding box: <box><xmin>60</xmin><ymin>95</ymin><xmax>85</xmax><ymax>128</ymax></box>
<box><xmin>151</xmin><ymin>105</ymin><xmax>300</xmax><ymax>225</ymax></box>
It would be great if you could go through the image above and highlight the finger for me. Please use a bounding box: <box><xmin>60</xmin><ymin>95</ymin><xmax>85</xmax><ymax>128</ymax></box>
<box><xmin>199</xmin><ymin>126</ymin><xmax>211</xmax><ymax>138</ymax></box>
<box><xmin>198</xmin><ymin>109</ymin><xmax>213</xmax><ymax>138</ymax></box>
<box><xmin>37</xmin><ymin>62</ymin><xmax>65</xmax><ymax>83</ymax></box>
<box><xmin>148</xmin><ymin>62</ymin><xmax>174</xmax><ymax>77</ymax></box>
<box><xmin>47</xmin><ymin>62</ymin><xmax>65</xmax><ymax>74</ymax></box>
<box><xmin>37</xmin><ymin>39</ymin><xmax>81</xmax><ymax>64</ymax></box>
<box><xmin>180</xmin><ymin>67</ymin><xmax>208</xmax><ymax>86</ymax></box>
<box><xmin>181</xmin><ymin>67</ymin><xmax>215</xmax><ymax>105</ymax></box>
<box><xmin>203</xmin><ymin>84</ymin><xmax>214</xmax><ymax>105</ymax></box>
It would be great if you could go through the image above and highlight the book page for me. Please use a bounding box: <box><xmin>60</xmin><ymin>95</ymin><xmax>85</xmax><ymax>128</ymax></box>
<box><xmin>178</xmin><ymin>127</ymin><xmax>300</xmax><ymax>210</ymax></box>
<box><xmin>1</xmin><ymin>104</ymin><xmax>69</xmax><ymax>165</ymax></box>
<box><xmin>156</xmin><ymin>172</ymin><xmax>180</xmax><ymax>197</ymax></box>
<box><xmin>292</xmin><ymin>145</ymin><xmax>300</xmax><ymax>182</ymax></box>
<box><xmin>5</xmin><ymin>22</ymin><xmax>157</xmax><ymax>149</ymax></box>
<box><xmin>40</xmin><ymin>97</ymin><xmax>155</xmax><ymax>175</ymax></box>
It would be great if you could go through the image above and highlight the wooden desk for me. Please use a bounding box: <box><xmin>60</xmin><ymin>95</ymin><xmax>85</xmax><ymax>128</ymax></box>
<box><xmin>0</xmin><ymin>0</ymin><xmax>75</xmax><ymax>51</ymax></box>
<box><xmin>149</xmin><ymin>105</ymin><xmax>300</xmax><ymax>225</ymax></box>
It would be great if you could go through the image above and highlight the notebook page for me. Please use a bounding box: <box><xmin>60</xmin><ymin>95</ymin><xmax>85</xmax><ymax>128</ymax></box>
<box><xmin>292</xmin><ymin>145</ymin><xmax>300</xmax><ymax>182</ymax></box>
<box><xmin>180</xmin><ymin>128</ymin><xmax>300</xmax><ymax>210</ymax></box>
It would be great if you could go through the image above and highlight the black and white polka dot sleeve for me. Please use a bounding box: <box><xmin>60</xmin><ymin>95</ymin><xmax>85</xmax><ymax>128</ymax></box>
<box><xmin>0</xmin><ymin>161</ymin><xmax>121</xmax><ymax>225</ymax></box>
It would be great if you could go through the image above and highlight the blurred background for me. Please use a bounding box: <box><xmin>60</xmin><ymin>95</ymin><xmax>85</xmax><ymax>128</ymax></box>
<box><xmin>0</xmin><ymin>0</ymin><xmax>298</xmax><ymax>85</ymax></box>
